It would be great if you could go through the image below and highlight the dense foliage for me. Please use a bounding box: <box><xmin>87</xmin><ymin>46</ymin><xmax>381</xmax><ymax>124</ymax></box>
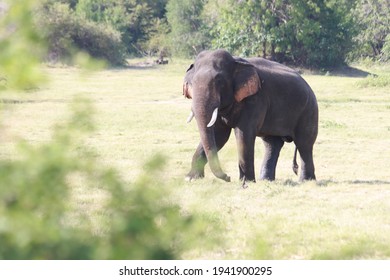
<box><xmin>212</xmin><ymin>0</ymin><xmax>357</xmax><ymax>67</ymax></box>
<box><xmin>26</xmin><ymin>0</ymin><xmax>389</xmax><ymax>67</ymax></box>
<box><xmin>0</xmin><ymin>0</ymin><xmax>45</xmax><ymax>90</ymax></box>
<box><xmin>38</xmin><ymin>2</ymin><xmax>126</xmax><ymax>65</ymax></box>
<box><xmin>167</xmin><ymin>0</ymin><xmax>389</xmax><ymax>67</ymax></box>
<box><xmin>166</xmin><ymin>0</ymin><xmax>209</xmax><ymax>57</ymax></box>
<box><xmin>350</xmin><ymin>0</ymin><xmax>390</xmax><ymax>61</ymax></box>
<box><xmin>34</xmin><ymin>0</ymin><xmax>168</xmax><ymax>65</ymax></box>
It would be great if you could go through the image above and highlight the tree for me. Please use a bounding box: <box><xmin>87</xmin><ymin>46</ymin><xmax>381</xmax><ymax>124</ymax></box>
<box><xmin>166</xmin><ymin>0</ymin><xmax>210</xmax><ymax>57</ymax></box>
<box><xmin>75</xmin><ymin>0</ymin><xmax>168</xmax><ymax>55</ymax></box>
<box><xmin>285</xmin><ymin>0</ymin><xmax>356</xmax><ymax>67</ymax></box>
<box><xmin>211</xmin><ymin>0</ymin><xmax>356</xmax><ymax>68</ymax></box>
<box><xmin>382</xmin><ymin>34</ymin><xmax>390</xmax><ymax>61</ymax></box>
<box><xmin>212</xmin><ymin>0</ymin><xmax>285</xmax><ymax>58</ymax></box>
<box><xmin>352</xmin><ymin>0</ymin><xmax>390</xmax><ymax>60</ymax></box>
<box><xmin>143</xmin><ymin>18</ymin><xmax>171</xmax><ymax>57</ymax></box>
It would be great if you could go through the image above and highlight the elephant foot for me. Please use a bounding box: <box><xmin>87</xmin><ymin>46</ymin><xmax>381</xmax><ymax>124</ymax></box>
<box><xmin>259</xmin><ymin>169</ymin><xmax>276</xmax><ymax>181</ymax></box>
<box><xmin>210</xmin><ymin>172</ymin><xmax>231</xmax><ymax>182</ymax></box>
<box><xmin>185</xmin><ymin>170</ymin><xmax>204</xmax><ymax>182</ymax></box>
<box><xmin>299</xmin><ymin>174</ymin><xmax>316</xmax><ymax>182</ymax></box>
<box><xmin>259</xmin><ymin>176</ymin><xmax>276</xmax><ymax>181</ymax></box>
<box><xmin>240</xmin><ymin>176</ymin><xmax>255</xmax><ymax>188</ymax></box>
<box><xmin>185</xmin><ymin>170</ymin><xmax>231</xmax><ymax>182</ymax></box>
<box><xmin>218</xmin><ymin>173</ymin><xmax>231</xmax><ymax>182</ymax></box>
<box><xmin>298</xmin><ymin>168</ymin><xmax>316</xmax><ymax>182</ymax></box>
<box><xmin>211</xmin><ymin>169</ymin><xmax>231</xmax><ymax>182</ymax></box>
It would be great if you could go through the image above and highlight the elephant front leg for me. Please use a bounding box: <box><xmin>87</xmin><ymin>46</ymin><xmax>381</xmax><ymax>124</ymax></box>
<box><xmin>234</xmin><ymin>128</ymin><xmax>256</xmax><ymax>183</ymax></box>
<box><xmin>185</xmin><ymin>143</ymin><xmax>207</xmax><ymax>181</ymax></box>
<box><xmin>260</xmin><ymin>136</ymin><xmax>284</xmax><ymax>180</ymax></box>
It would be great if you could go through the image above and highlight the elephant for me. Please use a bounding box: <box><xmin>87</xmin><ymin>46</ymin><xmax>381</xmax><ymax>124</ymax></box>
<box><xmin>183</xmin><ymin>49</ymin><xmax>318</xmax><ymax>184</ymax></box>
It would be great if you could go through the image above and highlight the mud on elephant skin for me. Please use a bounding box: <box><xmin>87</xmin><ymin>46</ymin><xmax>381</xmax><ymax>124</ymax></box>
<box><xmin>183</xmin><ymin>49</ymin><xmax>318</xmax><ymax>184</ymax></box>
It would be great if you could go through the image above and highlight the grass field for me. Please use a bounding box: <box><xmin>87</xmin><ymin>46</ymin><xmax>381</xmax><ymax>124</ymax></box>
<box><xmin>1</xmin><ymin>59</ymin><xmax>390</xmax><ymax>259</ymax></box>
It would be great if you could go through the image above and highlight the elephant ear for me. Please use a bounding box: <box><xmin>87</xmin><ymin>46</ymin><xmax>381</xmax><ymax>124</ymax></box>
<box><xmin>183</xmin><ymin>64</ymin><xmax>194</xmax><ymax>99</ymax></box>
<box><xmin>233</xmin><ymin>61</ymin><xmax>261</xmax><ymax>102</ymax></box>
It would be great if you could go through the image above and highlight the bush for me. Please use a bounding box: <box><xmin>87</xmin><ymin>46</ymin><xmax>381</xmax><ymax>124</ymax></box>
<box><xmin>381</xmin><ymin>34</ymin><xmax>390</xmax><ymax>62</ymax></box>
<box><xmin>356</xmin><ymin>74</ymin><xmax>390</xmax><ymax>88</ymax></box>
<box><xmin>73</xmin><ymin>17</ymin><xmax>126</xmax><ymax>66</ymax></box>
<box><xmin>38</xmin><ymin>2</ymin><xmax>126</xmax><ymax>66</ymax></box>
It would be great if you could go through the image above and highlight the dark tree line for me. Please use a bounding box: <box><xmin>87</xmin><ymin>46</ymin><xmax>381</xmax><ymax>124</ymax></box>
<box><xmin>37</xmin><ymin>0</ymin><xmax>390</xmax><ymax>67</ymax></box>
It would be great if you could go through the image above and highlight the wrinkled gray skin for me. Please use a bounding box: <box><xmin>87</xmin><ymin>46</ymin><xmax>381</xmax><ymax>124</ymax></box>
<box><xmin>183</xmin><ymin>50</ymin><xmax>318</xmax><ymax>184</ymax></box>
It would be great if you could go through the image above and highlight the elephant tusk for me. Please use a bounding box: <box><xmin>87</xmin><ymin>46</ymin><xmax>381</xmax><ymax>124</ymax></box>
<box><xmin>207</xmin><ymin>108</ymin><xmax>218</xmax><ymax>127</ymax></box>
<box><xmin>186</xmin><ymin>111</ymin><xmax>195</xmax><ymax>123</ymax></box>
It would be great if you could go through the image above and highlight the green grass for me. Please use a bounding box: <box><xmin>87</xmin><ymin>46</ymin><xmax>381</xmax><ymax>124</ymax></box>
<box><xmin>1</xmin><ymin>60</ymin><xmax>390</xmax><ymax>259</ymax></box>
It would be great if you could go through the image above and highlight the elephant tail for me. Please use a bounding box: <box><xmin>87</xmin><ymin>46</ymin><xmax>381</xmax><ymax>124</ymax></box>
<box><xmin>292</xmin><ymin>147</ymin><xmax>299</xmax><ymax>175</ymax></box>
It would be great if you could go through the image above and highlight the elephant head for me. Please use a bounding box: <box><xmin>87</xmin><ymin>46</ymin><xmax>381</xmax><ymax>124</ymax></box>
<box><xmin>183</xmin><ymin>50</ymin><xmax>261</xmax><ymax>181</ymax></box>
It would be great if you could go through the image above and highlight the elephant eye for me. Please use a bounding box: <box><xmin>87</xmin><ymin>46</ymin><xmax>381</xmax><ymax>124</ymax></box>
<box><xmin>215</xmin><ymin>75</ymin><xmax>227</xmax><ymax>88</ymax></box>
<box><xmin>186</xmin><ymin>64</ymin><xmax>194</xmax><ymax>72</ymax></box>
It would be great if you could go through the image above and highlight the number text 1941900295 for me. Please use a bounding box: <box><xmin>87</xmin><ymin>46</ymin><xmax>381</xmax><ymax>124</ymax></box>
<box><xmin>212</xmin><ymin>266</ymin><xmax>272</xmax><ymax>276</ymax></box>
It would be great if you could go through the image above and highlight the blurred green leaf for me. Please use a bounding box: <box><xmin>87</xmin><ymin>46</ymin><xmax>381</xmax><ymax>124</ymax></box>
<box><xmin>0</xmin><ymin>0</ymin><xmax>46</xmax><ymax>91</ymax></box>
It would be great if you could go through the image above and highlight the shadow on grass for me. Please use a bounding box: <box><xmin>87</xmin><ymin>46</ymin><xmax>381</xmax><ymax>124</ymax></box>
<box><xmin>125</xmin><ymin>64</ymin><xmax>158</xmax><ymax>71</ymax></box>
<box><xmin>325</xmin><ymin>66</ymin><xmax>374</xmax><ymax>78</ymax></box>
<box><xmin>281</xmin><ymin>179</ymin><xmax>390</xmax><ymax>188</ymax></box>
<box><xmin>299</xmin><ymin>65</ymin><xmax>374</xmax><ymax>78</ymax></box>
<box><xmin>107</xmin><ymin>65</ymin><xmax>158</xmax><ymax>72</ymax></box>
<box><xmin>314</xmin><ymin>179</ymin><xmax>390</xmax><ymax>187</ymax></box>
<box><xmin>1</xmin><ymin>99</ymin><xmax>67</xmax><ymax>104</ymax></box>
<box><xmin>347</xmin><ymin>179</ymin><xmax>390</xmax><ymax>185</ymax></box>
<box><xmin>282</xmin><ymin>179</ymin><xmax>300</xmax><ymax>187</ymax></box>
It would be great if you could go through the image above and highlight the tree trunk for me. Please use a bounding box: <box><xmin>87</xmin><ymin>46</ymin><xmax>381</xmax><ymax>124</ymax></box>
<box><xmin>262</xmin><ymin>40</ymin><xmax>267</xmax><ymax>58</ymax></box>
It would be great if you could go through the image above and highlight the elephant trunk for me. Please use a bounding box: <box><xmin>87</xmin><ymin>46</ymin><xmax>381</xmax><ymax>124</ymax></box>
<box><xmin>194</xmin><ymin>104</ymin><xmax>230</xmax><ymax>182</ymax></box>
<box><xmin>199</xmin><ymin>125</ymin><xmax>230</xmax><ymax>182</ymax></box>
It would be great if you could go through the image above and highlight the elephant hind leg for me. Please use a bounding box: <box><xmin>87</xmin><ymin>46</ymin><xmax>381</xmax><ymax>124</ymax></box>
<box><xmin>260</xmin><ymin>136</ymin><xmax>284</xmax><ymax>181</ymax></box>
<box><xmin>294</xmin><ymin>143</ymin><xmax>316</xmax><ymax>181</ymax></box>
